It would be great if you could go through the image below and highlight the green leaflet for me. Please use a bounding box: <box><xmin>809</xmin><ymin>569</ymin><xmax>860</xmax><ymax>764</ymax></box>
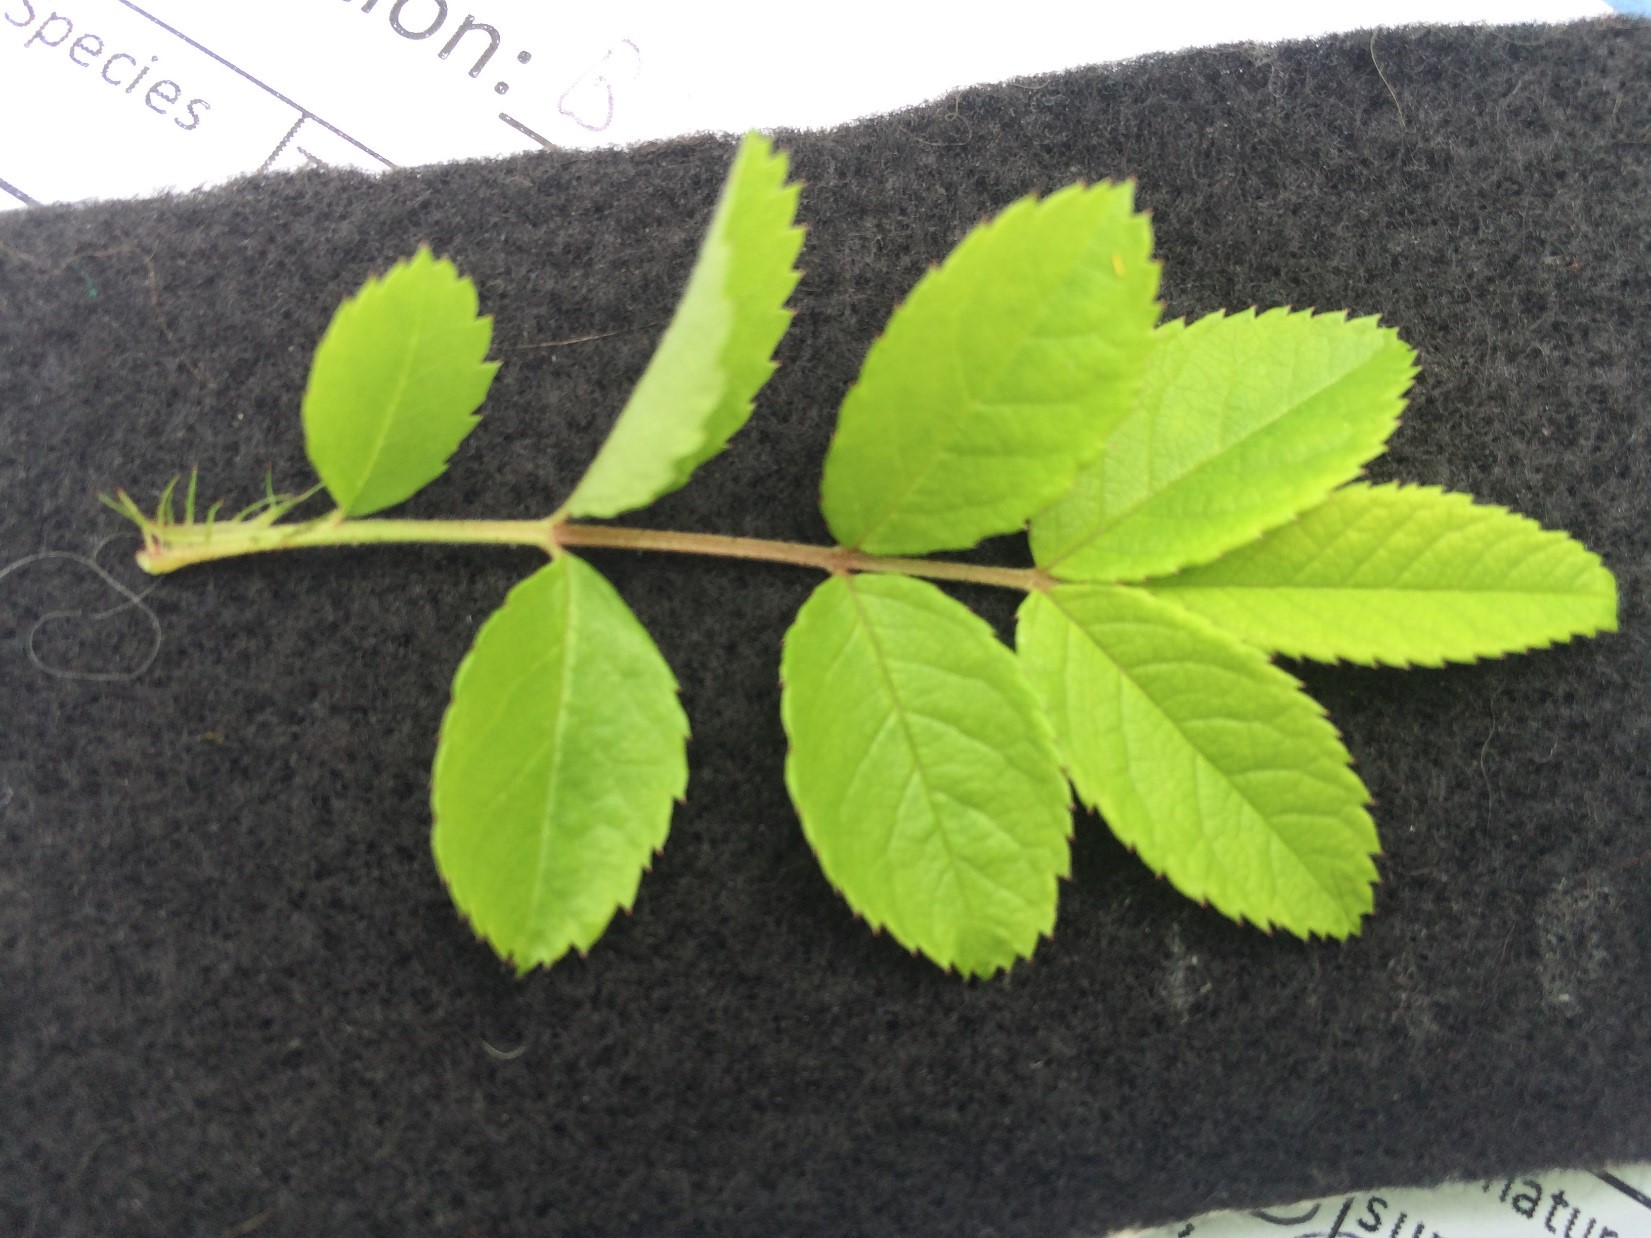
<box><xmin>1017</xmin><ymin>584</ymin><xmax>1377</xmax><ymax>938</ymax></box>
<box><xmin>561</xmin><ymin>132</ymin><xmax>804</xmax><ymax>519</ymax></box>
<box><xmin>779</xmin><ymin>573</ymin><xmax>1071</xmax><ymax>977</ymax></box>
<box><xmin>431</xmin><ymin>554</ymin><xmax>688</xmax><ymax>972</ymax></box>
<box><xmin>302</xmin><ymin>247</ymin><xmax>498</xmax><ymax>517</ymax></box>
<box><xmin>820</xmin><ymin>182</ymin><xmax>1159</xmax><ymax>556</ymax></box>
<box><xmin>1031</xmin><ymin>308</ymin><xmax>1416</xmax><ymax>582</ymax></box>
<box><xmin>1146</xmin><ymin>483</ymin><xmax>1619</xmax><ymax>666</ymax></box>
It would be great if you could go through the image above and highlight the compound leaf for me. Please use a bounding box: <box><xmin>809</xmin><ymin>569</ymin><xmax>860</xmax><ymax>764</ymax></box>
<box><xmin>1031</xmin><ymin>308</ymin><xmax>1415</xmax><ymax>582</ymax></box>
<box><xmin>303</xmin><ymin>247</ymin><xmax>498</xmax><ymax>517</ymax></box>
<box><xmin>1017</xmin><ymin>584</ymin><xmax>1377</xmax><ymax>938</ymax></box>
<box><xmin>780</xmin><ymin>573</ymin><xmax>1071</xmax><ymax>977</ymax></box>
<box><xmin>820</xmin><ymin>182</ymin><xmax>1159</xmax><ymax>555</ymax></box>
<box><xmin>562</xmin><ymin>132</ymin><xmax>803</xmax><ymax>518</ymax></box>
<box><xmin>1146</xmin><ymin>483</ymin><xmax>1618</xmax><ymax>666</ymax></box>
<box><xmin>431</xmin><ymin>554</ymin><xmax>688</xmax><ymax>972</ymax></box>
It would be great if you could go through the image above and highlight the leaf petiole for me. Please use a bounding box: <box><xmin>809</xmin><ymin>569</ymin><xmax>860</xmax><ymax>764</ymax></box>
<box><xmin>133</xmin><ymin>513</ymin><xmax>554</xmax><ymax>573</ymax></box>
<box><xmin>131</xmin><ymin>512</ymin><xmax>1050</xmax><ymax>592</ymax></box>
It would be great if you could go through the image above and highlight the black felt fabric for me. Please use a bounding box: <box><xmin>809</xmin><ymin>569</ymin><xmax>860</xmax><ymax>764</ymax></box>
<box><xmin>2</xmin><ymin>19</ymin><xmax>1648</xmax><ymax>1236</ymax></box>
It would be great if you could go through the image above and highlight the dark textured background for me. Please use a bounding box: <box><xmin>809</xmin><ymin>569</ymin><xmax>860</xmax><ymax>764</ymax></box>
<box><xmin>1</xmin><ymin>20</ymin><xmax>1647</xmax><ymax>1237</ymax></box>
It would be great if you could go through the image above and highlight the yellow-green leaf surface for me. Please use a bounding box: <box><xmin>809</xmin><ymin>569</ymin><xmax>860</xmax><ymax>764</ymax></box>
<box><xmin>779</xmin><ymin>574</ymin><xmax>1071</xmax><ymax>977</ymax></box>
<box><xmin>431</xmin><ymin>555</ymin><xmax>688</xmax><ymax>971</ymax></box>
<box><xmin>820</xmin><ymin>182</ymin><xmax>1159</xmax><ymax>555</ymax></box>
<box><xmin>302</xmin><ymin>247</ymin><xmax>498</xmax><ymax>516</ymax></box>
<box><xmin>1018</xmin><ymin>584</ymin><xmax>1377</xmax><ymax>938</ymax></box>
<box><xmin>1147</xmin><ymin>483</ymin><xmax>1619</xmax><ymax>666</ymax></box>
<box><xmin>562</xmin><ymin>132</ymin><xmax>803</xmax><ymax>518</ymax></box>
<box><xmin>1031</xmin><ymin>308</ymin><xmax>1415</xmax><ymax>582</ymax></box>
